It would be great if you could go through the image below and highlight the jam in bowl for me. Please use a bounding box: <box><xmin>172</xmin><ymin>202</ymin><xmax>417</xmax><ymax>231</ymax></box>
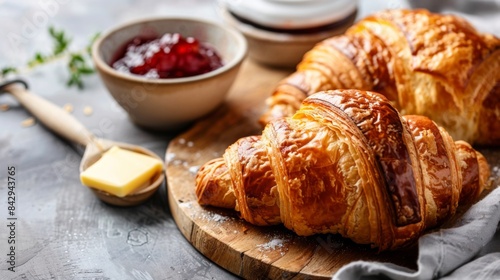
<box><xmin>111</xmin><ymin>33</ymin><xmax>224</xmax><ymax>79</ymax></box>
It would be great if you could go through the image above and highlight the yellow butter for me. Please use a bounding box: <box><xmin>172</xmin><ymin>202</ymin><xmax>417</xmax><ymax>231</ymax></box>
<box><xmin>80</xmin><ymin>146</ymin><xmax>163</xmax><ymax>197</ymax></box>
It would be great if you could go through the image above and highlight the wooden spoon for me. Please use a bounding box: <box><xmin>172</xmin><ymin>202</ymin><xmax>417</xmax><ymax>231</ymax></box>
<box><xmin>1</xmin><ymin>80</ymin><xmax>165</xmax><ymax>206</ymax></box>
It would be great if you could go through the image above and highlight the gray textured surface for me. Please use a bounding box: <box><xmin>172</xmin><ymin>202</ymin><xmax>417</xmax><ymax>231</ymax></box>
<box><xmin>0</xmin><ymin>1</ymin><xmax>499</xmax><ymax>279</ymax></box>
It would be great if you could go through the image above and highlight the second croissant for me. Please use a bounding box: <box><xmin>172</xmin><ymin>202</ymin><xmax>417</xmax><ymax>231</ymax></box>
<box><xmin>259</xmin><ymin>9</ymin><xmax>500</xmax><ymax>146</ymax></box>
<box><xmin>196</xmin><ymin>89</ymin><xmax>490</xmax><ymax>251</ymax></box>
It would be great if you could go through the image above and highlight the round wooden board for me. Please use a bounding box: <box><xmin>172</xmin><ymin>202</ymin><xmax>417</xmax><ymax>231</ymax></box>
<box><xmin>165</xmin><ymin>59</ymin><xmax>421</xmax><ymax>279</ymax></box>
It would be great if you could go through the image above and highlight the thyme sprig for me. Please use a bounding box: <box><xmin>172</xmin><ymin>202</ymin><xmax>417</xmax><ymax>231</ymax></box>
<box><xmin>1</xmin><ymin>26</ymin><xmax>100</xmax><ymax>90</ymax></box>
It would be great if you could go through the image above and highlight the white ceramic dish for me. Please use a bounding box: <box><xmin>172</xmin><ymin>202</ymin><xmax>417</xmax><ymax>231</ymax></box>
<box><xmin>222</xmin><ymin>0</ymin><xmax>358</xmax><ymax>30</ymax></box>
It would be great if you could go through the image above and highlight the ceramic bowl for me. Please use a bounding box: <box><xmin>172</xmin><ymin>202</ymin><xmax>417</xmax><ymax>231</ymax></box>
<box><xmin>220</xmin><ymin>2</ymin><xmax>357</xmax><ymax>68</ymax></box>
<box><xmin>92</xmin><ymin>17</ymin><xmax>247</xmax><ymax>131</ymax></box>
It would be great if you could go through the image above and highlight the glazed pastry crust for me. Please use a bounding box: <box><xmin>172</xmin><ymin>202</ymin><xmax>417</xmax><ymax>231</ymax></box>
<box><xmin>196</xmin><ymin>89</ymin><xmax>490</xmax><ymax>250</ymax></box>
<box><xmin>260</xmin><ymin>9</ymin><xmax>500</xmax><ymax>146</ymax></box>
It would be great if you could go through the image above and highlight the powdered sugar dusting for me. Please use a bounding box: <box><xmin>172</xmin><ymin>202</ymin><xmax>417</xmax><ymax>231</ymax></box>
<box><xmin>166</xmin><ymin>152</ymin><xmax>184</xmax><ymax>166</ymax></box>
<box><xmin>189</xmin><ymin>165</ymin><xmax>200</xmax><ymax>175</ymax></box>
<box><xmin>179</xmin><ymin>201</ymin><xmax>194</xmax><ymax>208</ymax></box>
<box><xmin>211</xmin><ymin>213</ymin><xmax>229</xmax><ymax>222</ymax></box>
<box><xmin>257</xmin><ymin>235</ymin><xmax>289</xmax><ymax>256</ymax></box>
<box><xmin>258</xmin><ymin>238</ymin><xmax>286</xmax><ymax>251</ymax></box>
<box><xmin>165</xmin><ymin>152</ymin><xmax>200</xmax><ymax>176</ymax></box>
<box><xmin>492</xmin><ymin>165</ymin><xmax>500</xmax><ymax>187</ymax></box>
<box><xmin>196</xmin><ymin>211</ymin><xmax>231</xmax><ymax>223</ymax></box>
<box><xmin>166</xmin><ymin>152</ymin><xmax>176</xmax><ymax>163</ymax></box>
<box><xmin>492</xmin><ymin>166</ymin><xmax>500</xmax><ymax>178</ymax></box>
<box><xmin>177</xmin><ymin>138</ymin><xmax>194</xmax><ymax>147</ymax></box>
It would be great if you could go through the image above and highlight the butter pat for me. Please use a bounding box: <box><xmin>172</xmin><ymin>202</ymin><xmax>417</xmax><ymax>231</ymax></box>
<box><xmin>80</xmin><ymin>146</ymin><xmax>163</xmax><ymax>197</ymax></box>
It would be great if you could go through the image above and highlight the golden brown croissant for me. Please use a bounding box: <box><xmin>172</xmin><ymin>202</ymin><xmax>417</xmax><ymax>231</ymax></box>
<box><xmin>196</xmin><ymin>89</ymin><xmax>490</xmax><ymax>250</ymax></box>
<box><xmin>259</xmin><ymin>9</ymin><xmax>500</xmax><ymax>146</ymax></box>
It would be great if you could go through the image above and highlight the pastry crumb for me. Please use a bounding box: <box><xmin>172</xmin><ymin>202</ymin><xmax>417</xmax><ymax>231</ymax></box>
<box><xmin>241</xmin><ymin>226</ymin><xmax>249</xmax><ymax>234</ymax></box>
<box><xmin>83</xmin><ymin>106</ymin><xmax>93</xmax><ymax>116</ymax></box>
<box><xmin>0</xmin><ymin>104</ymin><xmax>9</xmax><ymax>111</ymax></box>
<box><xmin>21</xmin><ymin>117</ymin><xmax>36</xmax><ymax>127</ymax></box>
<box><xmin>63</xmin><ymin>103</ymin><xmax>74</xmax><ymax>113</ymax></box>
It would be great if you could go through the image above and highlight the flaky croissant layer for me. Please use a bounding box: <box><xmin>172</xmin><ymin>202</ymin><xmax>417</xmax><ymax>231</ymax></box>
<box><xmin>259</xmin><ymin>9</ymin><xmax>500</xmax><ymax>146</ymax></box>
<box><xmin>196</xmin><ymin>89</ymin><xmax>490</xmax><ymax>251</ymax></box>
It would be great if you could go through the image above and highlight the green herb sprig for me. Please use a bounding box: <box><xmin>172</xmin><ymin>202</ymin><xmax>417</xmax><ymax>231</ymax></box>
<box><xmin>1</xmin><ymin>26</ymin><xmax>100</xmax><ymax>90</ymax></box>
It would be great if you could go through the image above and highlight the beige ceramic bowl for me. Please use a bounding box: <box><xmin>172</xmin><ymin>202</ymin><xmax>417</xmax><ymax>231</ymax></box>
<box><xmin>92</xmin><ymin>17</ymin><xmax>247</xmax><ymax>131</ymax></box>
<box><xmin>221</xmin><ymin>6</ymin><xmax>357</xmax><ymax>69</ymax></box>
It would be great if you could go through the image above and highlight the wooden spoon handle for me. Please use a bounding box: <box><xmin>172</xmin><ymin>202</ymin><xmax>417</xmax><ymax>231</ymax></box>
<box><xmin>5</xmin><ymin>83</ymin><xmax>94</xmax><ymax>147</ymax></box>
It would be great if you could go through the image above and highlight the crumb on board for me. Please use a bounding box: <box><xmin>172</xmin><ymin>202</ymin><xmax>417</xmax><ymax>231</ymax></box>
<box><xmin>83</xmin><ymin>106</ymin><xmax>93</xmax><ymax>116</ymax></box>
<box><xmin>0</xmin><ymin>104</ymin><xmax>9</xmax><ymax>111</ymax></box>
<box><xmin>21</xmin><ymin>117</ymin><xmax>36</xmax><ymax>127</ymax></box>
<box><xmin>242</xmin><ymin>225</ymin><xmax>249</xmax><ymax>234</ymax></box>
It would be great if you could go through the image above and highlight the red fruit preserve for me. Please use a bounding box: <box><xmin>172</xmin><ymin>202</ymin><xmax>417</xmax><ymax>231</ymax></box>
<box><xmin>111</xmin><ymin>33</ymin><xmax>224</xmax><ymax>79</ymax></box>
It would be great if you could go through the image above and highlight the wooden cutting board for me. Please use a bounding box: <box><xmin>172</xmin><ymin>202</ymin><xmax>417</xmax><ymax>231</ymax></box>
<box><xmin>165</xmin><ymin>59</ymin><xmax>424</xmax><ymax>279</ymax></box>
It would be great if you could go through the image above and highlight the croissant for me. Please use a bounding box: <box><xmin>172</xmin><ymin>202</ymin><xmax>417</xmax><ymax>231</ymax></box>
<box><xmin>196</xmin><ymin>89</ymin><xmax>490</xmax><ymax>250</ymax></box>
<box><xmin>259</xmin><ymin>9</ymin><xmax>500</xmax><ymax>146</ymax></box>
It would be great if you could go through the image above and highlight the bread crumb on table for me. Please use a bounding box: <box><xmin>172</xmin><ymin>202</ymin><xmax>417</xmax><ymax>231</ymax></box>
<box><xmin>83</xmin><ymin>106</ymin><xmax>93</xmax><ymax>116</ymax></box>
<box><xmin>63</xmin><ymin>103</ymin><xmax>74</xmax><ymax>113</ymax></box>
<box><xmin>21</xmin><ymin>117</ymin><xmax>36</xmax><ymax>127</ymax></box>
